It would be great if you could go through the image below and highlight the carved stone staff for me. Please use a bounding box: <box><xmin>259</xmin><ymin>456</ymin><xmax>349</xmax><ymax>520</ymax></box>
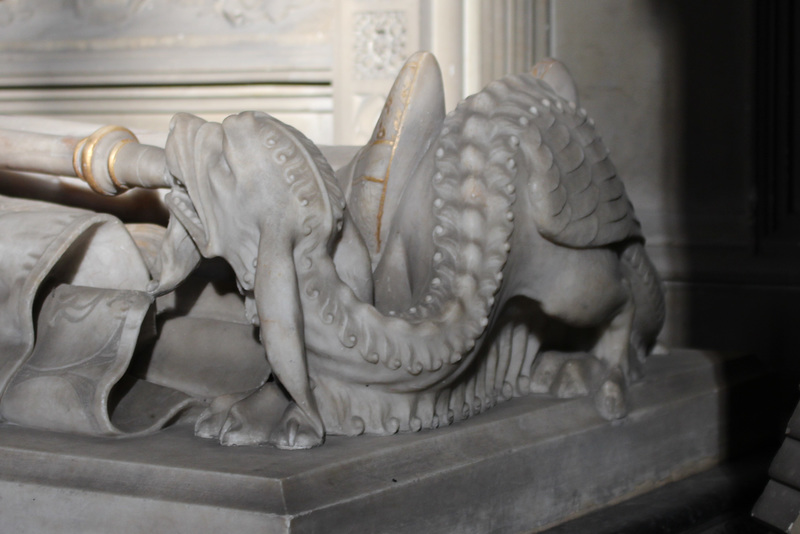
<box><xmin>0</xmin><ymin>125</ymin><xmax>170</xmax><ymax>194</ymax></box>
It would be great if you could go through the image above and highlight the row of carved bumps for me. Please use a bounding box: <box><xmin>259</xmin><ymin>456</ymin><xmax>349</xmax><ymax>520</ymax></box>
<box><xmin>321</xmin><ymin>75</ymin><xmax>658</xmax><ymax>428</ymax></box>
<box><xmin>300</xmin><ymin>73</ymin><xmax>634</xmax><ymax>386</ymax></box>
<box><xmin>388</xmin><ymin>77</ymin><xmax>610</xmax><ymax>422</ymax></box>
<box><xmin>421</xmin><ymin>82</ymin><xmax>521</xmax><ymax>361</ymax></box>
<box><xmin>267</xmin><ymin>118</ymin><xmax>345</xmax><ymax>245</ymax></box>
<box><xmin>300</xmin><ymin>76</ymin><xmax>528</xmax><ymax>379</ymax></box>
<box><xmin>390</xmin><ymin>319</ymin><xmax>537</xmax><ymax>433</ymax></box>
<box><xmin>366</xmin><ymin>74</ymin><xmax>599</xmax><ymax>374</ymax></box>
<box><xmin>252</xmin><ymin>119</ymin><xmax>396</xmax><ymax>374</ymax></box>
<box><xmin>408</xmin><ymin>79</ymin><xmax>563</xmax><ymax>423</ymax></box>
<box><xmin>491</xmin><ymin>74</ymin><xmax>641</xmax><ymax>249</ymax></box>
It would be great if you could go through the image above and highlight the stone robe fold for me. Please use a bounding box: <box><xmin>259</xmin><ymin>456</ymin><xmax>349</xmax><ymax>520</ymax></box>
<box><xmin>0</xmin><ymin>195</ymin><xmax>198</xmax><ymax>435</ymax></box>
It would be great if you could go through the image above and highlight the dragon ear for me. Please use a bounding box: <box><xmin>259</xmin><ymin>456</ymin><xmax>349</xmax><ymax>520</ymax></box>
<box><xmin>531</xmin><ymin>58</ymin><xmax>579</xmax><ymax>106</ymax></box>
<box><xmin>145</xmin><ymin>213</ymin><xmax>201</xmax><ymax>296</ymax></box>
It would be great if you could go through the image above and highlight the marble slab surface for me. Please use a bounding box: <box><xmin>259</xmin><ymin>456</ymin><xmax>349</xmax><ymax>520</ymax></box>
<box><xmin>0</xmin><ymin>349</ymin><xmax>772</xmax><ymax>533</ymax></box>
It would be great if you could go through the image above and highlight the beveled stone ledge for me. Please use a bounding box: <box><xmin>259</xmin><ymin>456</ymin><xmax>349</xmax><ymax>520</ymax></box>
<box><xmin>0</xmin><ymin>349</ymin><xmax>772</xmax><ymax>533</ymax></box>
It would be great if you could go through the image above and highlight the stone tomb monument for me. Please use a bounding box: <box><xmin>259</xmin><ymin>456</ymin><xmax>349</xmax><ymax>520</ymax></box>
<box><xmin>0</xmin><ymin>54</ymin><xmax>770</xmax><ymax>532</ymax></box>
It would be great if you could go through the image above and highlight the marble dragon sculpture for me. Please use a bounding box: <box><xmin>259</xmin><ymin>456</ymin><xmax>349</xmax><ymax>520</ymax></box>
<box><xmin>0</xmin><ymin>53</ymin><xmax>664</xmax><ymax>450</ymax></box>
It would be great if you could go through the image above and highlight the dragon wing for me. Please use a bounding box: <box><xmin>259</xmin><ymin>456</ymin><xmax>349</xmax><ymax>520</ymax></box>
<box><xmin>522</xmin><ymin>76</ymin><xmax>642</xmax><ymax>248</ymax></box>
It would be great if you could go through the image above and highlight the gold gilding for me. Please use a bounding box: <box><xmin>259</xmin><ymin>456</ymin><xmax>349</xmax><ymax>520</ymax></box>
<box><xmin>108</xmin><ymin>138</ymin><xmax>135</xmax><ymax>190</ymax></box>
<box><xmin>72</xmin><ymin>138</ymin><xmax>87</xmax><ymax>179</ymax></box>
<box><xmin>74</xmin><ymin>125</ymin><xmax>137</xmax><ymax>195</ymax></box>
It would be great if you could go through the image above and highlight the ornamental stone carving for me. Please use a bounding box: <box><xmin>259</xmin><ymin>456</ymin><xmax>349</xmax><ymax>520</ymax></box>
<box><xmin>0</xmin><ymin>53</ymin><xmax>664</xmax><ymax>450</ymax></box>
<box><xmin>353</xmin><ymin>11</ymin><xmax>408</xmax><ymax>80</ymax></box>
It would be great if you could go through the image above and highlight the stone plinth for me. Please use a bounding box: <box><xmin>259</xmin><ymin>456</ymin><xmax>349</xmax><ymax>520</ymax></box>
<box><xmin>0</xmin><ymin>350</ymin><xmax>771</xmax><ymax>533</ymax></box>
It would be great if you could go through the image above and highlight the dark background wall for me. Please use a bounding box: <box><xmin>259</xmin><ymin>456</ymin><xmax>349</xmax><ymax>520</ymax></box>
<box><xmin>549</xmin><ymin>0</ymin><xmax>800</xmax><ymax>411</ymax></box>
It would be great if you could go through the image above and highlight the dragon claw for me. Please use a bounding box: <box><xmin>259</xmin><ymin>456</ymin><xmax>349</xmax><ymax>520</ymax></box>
<box><xmin>269</xmin><ymin>404</ymin><xmax>325</xmax><ymax>450</ymax></box>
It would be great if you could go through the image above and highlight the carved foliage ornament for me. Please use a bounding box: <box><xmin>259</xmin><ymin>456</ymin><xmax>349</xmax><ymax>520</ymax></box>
<box><xmin>354</xmin><ymin>11</ymin><xmax>408</xmax><ymax>80</ymax></box>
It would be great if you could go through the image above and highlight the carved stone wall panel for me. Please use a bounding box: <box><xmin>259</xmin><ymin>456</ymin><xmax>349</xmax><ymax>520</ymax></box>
<box><xmin>353</xmin><ymin>11</ymin><xmax>409</xmax><ymax>80</ymax></box>
<box><xmin>0</xmin><ymin>0</ymin><xmax>540</xmax><ymax>145</ymax></box>
<box><xmin>334</xmin><ymin>0</ymin><xmax>537</xmax><ymax>145</ymax></box>
<box><xmin>463</xmin><ymin>0</ymin><xmax>537</xmax><ymax>96</ymax></box>
<box><xmin>0</xmin><ymin>0</ymin><xmax>333</xmax><ymax>85</ymax></box>
<box><xmin>0</xmin><ymin>85</ymin><xmax>333</xmax><ymax>143</ymax></box>
<box><xmin>334</xmin><ymin>0</ymin><xmax>421</xmax><ymax>145</ymax></box>
<box><xmin>548</xmin><ymin>0</ymin><xmax>754</xmax><ymax>254</ymax></box>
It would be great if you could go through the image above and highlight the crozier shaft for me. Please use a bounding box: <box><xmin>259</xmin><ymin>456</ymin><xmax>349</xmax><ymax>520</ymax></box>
<box><xmin>0</xmin><ymin>125</ymin><xmax>170</xmax><ymax>195</ymax></box>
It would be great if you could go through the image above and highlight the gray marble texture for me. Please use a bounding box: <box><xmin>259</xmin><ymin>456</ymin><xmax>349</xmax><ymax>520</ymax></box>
<box><xmin>0</xmin><ymin>349</ymin><xmax>771</xmax><ymax>533</ymax></box>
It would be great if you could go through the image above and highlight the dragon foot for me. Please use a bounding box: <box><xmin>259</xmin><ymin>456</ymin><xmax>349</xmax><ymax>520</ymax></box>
<box><xmin>194</xmin><ymin>390</ymin><xmax>252</xmax><ymax>440</ymax></box>
<box><xmin>528</xmin><ymin>351</ymin><xmax>629</xmax><ymax>420</ymax></box>
<box><xmin>269</xmin><ymin>403</ymin><xmax>325</xmax><ymax>450</ymax></box>
<box><xmin>194</xmin><ymin>382</ymin><xmax>289</xmax><ymax>446</ymax></box>
<box><xmin>529</xmin><ymin>351</ymin><xmax>603</xmax><ymax>397</ymax></box>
